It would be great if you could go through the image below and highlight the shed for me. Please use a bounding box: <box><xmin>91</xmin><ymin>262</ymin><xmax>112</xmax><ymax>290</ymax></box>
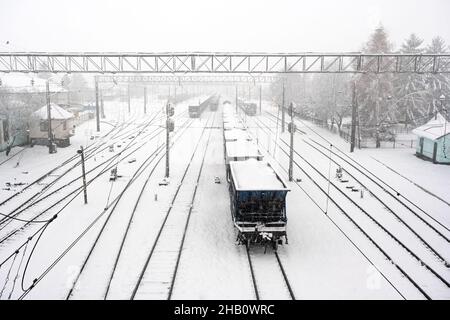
<box><xmin>412</xmin><ymin>113</ymin><xmax>450</xmax><ymax>164</ymax></box>
<box><xmin>30</xmin><ymin>103</ymin><xmax>75</xmax><ymax>147</ymax></box>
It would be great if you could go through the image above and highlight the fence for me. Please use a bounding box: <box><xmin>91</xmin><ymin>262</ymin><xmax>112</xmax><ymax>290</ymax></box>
<box><xmin>295</xmin><ymin>114</ymin><xmax>416</xmax><ymax>149</ymax></box>
<box><xmin>339</xmin><ymin>126</ymin><xmax>416</xmax><ymax>149</ymax></box>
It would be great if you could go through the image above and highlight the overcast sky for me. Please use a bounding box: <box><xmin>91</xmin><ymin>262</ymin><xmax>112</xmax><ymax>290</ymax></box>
<box><xmin>0</xmin><ymin>0</ymin><xmax>449</xmax><ymax>53</ymax></box>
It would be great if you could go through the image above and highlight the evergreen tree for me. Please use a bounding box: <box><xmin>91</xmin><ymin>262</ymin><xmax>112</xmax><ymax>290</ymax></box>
<box><xmin>355</xmin><ymin>25</ymin><xmax>395</xmax><ymax>146</ymax></box>
<box><xmin>394</xmin><ymin>33</ymin><xmax>428</xmax><ymax>127</ymax></box>
<box><xmin>426</xmin><ymin>37</ymin><xmax>450</xmax><ymax>120</ymax></box>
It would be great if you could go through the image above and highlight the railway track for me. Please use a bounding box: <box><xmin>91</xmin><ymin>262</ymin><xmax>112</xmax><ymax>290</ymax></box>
<box><xmin>271</xmin><ymin>111</ymin><xmax>450</xmax><ymax>233</ymax></box>
<box><xmin>0</xmin><ymin>109</ymin><xmax>189</xmax><ymax>240</ymax></box>
<box><xmin>246</xmin><ymin>113</ymin><xmax>450</xmax><ymax>299</ymax></box>
<box><xmin>131</xmin><ymin>112</ymin><xmax>216</xmax><ymax>300</ymax></box>
<box><xmin>64</xmin><ymin>112</ymin><xmax>214</xmax><ymax>299</ymax></box>
<box><xmin>0</xmin><ymin>111</ymin><xmax>169</xmax><ymax>241</ymax></box>
<box><xmin>0</xmin><ymin>118</ymin><xmax>191</xmax><ymax>247</ymax></box>
<box><xmin>263</xmin><ymin>112</ymin><xmax>450</xmax><ymax>247</ymax></box>
<box><xmin>0</xmin><ymin>110</ymin><xmax>154</xmax><ymax>218</ymax></box>
<box><xmin>245</xmin><ymin>245</ymin><xmax>295</xmax><ymax>300</ymax></box>
<box><xmin>6</xmin><ymin>115</ymin><xmax>194</xmax><ymax>300</ymax></box>
<box><xmin>369</xmin><ymin>156</ymin><xmax>450</xmax><ymax>208</ymax></box>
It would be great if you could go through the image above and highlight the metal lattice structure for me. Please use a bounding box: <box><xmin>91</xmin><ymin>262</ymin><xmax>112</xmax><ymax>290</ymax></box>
<box><xmin>1</xmin><ymin>52</ymin><xmax>450</xmax><ymax>74</ymax></box>
<box><xmin>96</xmin><ymin>75</ymin><xmax>279</xmax><ymax>84</ymax></box>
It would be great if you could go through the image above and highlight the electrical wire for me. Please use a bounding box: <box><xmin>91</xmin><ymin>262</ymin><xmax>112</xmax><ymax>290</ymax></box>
<box><xmin>325</xmin><ymin>144</ymin><xmax>333</xmax><ymax>214</ymax></box>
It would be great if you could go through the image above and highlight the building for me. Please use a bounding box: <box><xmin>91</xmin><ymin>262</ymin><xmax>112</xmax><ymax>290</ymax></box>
<box><xmin>0</xmin><ymin>73</ymin><xmax>66</xmax><ymax>152</ymax></box>
<box><xmin>412</xmin><ymin>113</ymin><xmax>450</xmax><ymax>164</ymax></box>
<box><xmin>30</xmin><ymin>103</ymin><xmax>75</xmax><ymax>147</ymax></box>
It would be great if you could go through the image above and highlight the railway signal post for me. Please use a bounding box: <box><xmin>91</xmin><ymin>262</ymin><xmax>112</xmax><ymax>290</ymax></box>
<box><xmin>165</xmin><ymin>102</ymin><xmax>175</xmax><ymax>178</ymax></box>
<box><xmin>77</xmin><ymin>146</ymin><xmax>88</xmax><ymax>204</ymax></box>
<box><xmin>288</xmin><ymin>102</ymin><xmax>295</xmax><ymax>181</ymax></box>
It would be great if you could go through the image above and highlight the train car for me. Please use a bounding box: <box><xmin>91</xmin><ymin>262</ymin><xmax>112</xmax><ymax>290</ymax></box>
<box><xmin>188</xmin><ymin>104</ymin><xmax>201</xmax><ymax>118</ymax></box>
<box><xmin>223</xmin><ymin>118</ymin><xmax>246</xmax><ymax>131</ymax></box>
<box><xmin>224</xmin><ymin>129</ymin><xmax>252</xmax><ymax>142</ymax></box>
<box><xmin>242</xmin><ymin>102</ymin><xmax>257</xmax><ymax>116</ymax></box>
<box><xmin>225</xmin><ymin>140</ymin><xmax>263</xmax><ymax>164</ymax></box>
<box><xmin>209</xmin><ymin>94</ymin><xmax>220</xmax><ymax>111</ymax></box>
<box><xmin>224</xmin><ymin>139</ymin><xmax>263</xmax><ymax>180</ymax></box>
<box><xmin>228</xmin><ymin>159</ymin><xmax>290</xmax><ymax>247</ymax></box>
<box><xmin>189</xmin><ymin>96</ymin><xmax>213</xmax><ymax>118</ymax></box>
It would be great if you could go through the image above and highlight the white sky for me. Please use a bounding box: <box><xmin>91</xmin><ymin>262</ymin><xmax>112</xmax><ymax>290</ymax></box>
<box><xmin>0</xmin><ymin>0</ymin><xmax>449</xmax><ymax>53</ymax></box>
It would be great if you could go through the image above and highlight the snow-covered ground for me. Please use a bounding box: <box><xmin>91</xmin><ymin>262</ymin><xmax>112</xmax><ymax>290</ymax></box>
<box><xmin>0</xmin><ymin>96</ymin><xmax>448</xmax><ymax>300</ymax></box>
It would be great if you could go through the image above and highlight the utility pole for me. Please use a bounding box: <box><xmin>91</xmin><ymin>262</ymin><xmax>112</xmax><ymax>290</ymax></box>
<box><xmin>259</xmin><ymin>85</ymin><xmax>262</xmax><ymax>115</ymax></box>
<box><xmin>77</xmin><ymin>146</ymin><xmax>88</xmax><ymax>204</ymax></box>
<box><xmin>144</xmin><ymin>86</ymin><xmax>147</xmax><ymax>114</ymax></box>
<box><xmin>350</xmin><ymin>80</ymin><xmax>357</xmax><ymax>153</ymax></box>
<box><xmin>100</xmin><ymin>92</ymin><xmax>105</xmax><ymax>118</ymax></box>
<box><xmin>46</xmin><ymin>80</ymin><xmax>55</xmax><ymax>154</ymax></box>
<box><xmin>281</xmin><ymin>81</ymin><xmax>285</xmax><ymax>133</ymax></box>
<box><xmin>375</xmin><ymin>76</ymin><xmax>381</xmax><ymax>148</ymax></box>
<box><xmin>127</xmin><ymin>84</ymin><xmax>131</xmax><ymax>114</ymax></box>
<box><xmin>288</xmin><ymin>102</ymin><xmax>295</xmax><ymax>181</ymax></box>
<box><xmin>235</xmin><ymin>85</ymin><xmax>238</xmax><ymax>113</ymax></box>
<box><xmin>95</xmin><ymin>77</ymin><xmax>100</xmax><ymax>132</ymax></box>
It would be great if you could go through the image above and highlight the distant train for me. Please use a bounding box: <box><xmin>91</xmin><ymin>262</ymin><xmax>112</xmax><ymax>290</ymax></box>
<box><xmin>209</xmin><ymin>94</ymin><xmax>220</xmax><ymax>111</ymax></box>
<box><xmin>188</xmin><ymin>94</ymin><xmax>220</xmax><ymax>118</ymax></box>
<box><xmin>236</xmin><ymin>98</ymin><xmax>257</xmax><ymax>116</ymax></box>
<box><xmin>222</xmin><ymin>103</ymin><xmax>289</xmax><ymax>248</ymax></box>
<box><xmin>241</xmin><ymin>102</ymin><xmax>257</xmax><ymax>116</ymax></box>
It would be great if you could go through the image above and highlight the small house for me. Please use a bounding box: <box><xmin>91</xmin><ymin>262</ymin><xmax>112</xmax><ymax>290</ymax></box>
<box><xmin>30</xmin><ymin>103</ymin><xmax>75</xmax><ymax>147</ymax></box>
<box><xmin>412</xmin><ymin>113</ymin><xmax>450</xmax><ymax>164</ymax></box>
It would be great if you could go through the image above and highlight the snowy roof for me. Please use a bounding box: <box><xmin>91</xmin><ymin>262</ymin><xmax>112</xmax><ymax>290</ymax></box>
<box><xmin>224</xmin><ymin>120</ymin><xmax>246</xmax><ymax>130</ymax></box>
<box><xmin>33</xmin><ymin>103</ymin><xmax>74</xmax><ymax>120</ymax></box>
<box><xmin>226</xmin><ymin>140</ymin><xmax>262</xmax><ymax>159</ymax></box>
<box><xmin>412</xmin><ymin>113</ymin><xmax>450</xmax><ymax>141</ymax></box>
<box><xmin>230</xmin><ymin>159</ymin><xmax>289</xmax><ymax>191</ymax></box>
<box><xmin>224</xmin><ymin>129</ymin><xmax>252</xmax><ymax>142</ymax></box>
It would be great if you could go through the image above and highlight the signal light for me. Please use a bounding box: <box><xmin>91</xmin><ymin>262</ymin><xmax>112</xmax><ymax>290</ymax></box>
<box><xmin>166</xmin><ymin>103</ymin><xmax>175</xmax><ymax>117</ymax></box>
<box><xmin>167</xmin><ymin>119</ymin><xmax>175</xmax><ymax>132</ymax></box>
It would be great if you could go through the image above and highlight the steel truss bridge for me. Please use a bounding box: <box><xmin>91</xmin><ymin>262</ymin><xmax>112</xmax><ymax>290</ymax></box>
<box><xmin>0</xmin><ymin>52</ymin><xmax>449</xmax><ymax>74</ymax></box>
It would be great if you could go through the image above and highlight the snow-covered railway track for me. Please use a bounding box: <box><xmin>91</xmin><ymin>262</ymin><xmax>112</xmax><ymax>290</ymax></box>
<box><xmin>263</xmin><ymin>112</ymin><xmax>450</xmax><ymax>260</ymax></box>
<box><xmin>249</xmin><ymin>115</ymin><xmax>450</xmax><ymax>299</ymax></box>
<box><xmin>0</xmin><ymin>117</ymin><xmax>184</xmax><ymax>247</ymax></box>
<box><xmin>131</xmin><ymin>112</ymin><xmax>216</xmax><ymax>300</ymax></box>
<box><xmin>64</xmin><ymin>118</ymin><xmax>195</xmax><ymax>299</ymax></box>
<box><xmin>299</xmin><ymin>139</ymin><xmax>450</xmax><ymax>261</ymax></box>
<box><xmin>245</xmin><ymin>245</ymin><xmax>295</xmax><ymax>300</ymax></box>
<box><xmin>0</xmin><ymin>110</ymin><xmax>161</xmax><ymax>223</ymax></box>
<box><xmin>0</xmin><ymin>110</ymin><xmax>189</xmax><ymax>241</ymax></box>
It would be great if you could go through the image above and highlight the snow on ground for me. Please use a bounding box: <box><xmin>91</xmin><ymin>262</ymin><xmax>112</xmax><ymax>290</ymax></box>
<box><xmin>244</xmin><ymin>102</ymin><xmax>449</xmax><ymax>299</ymax></box>
<box><xmin>171</xmin><ymin>109</ymin><xmax>254</xmax><ymax>300</ymax></box>
<box><xmin>1</xmin><ymin>96</ymin><xmax>448</xmax><ymax>300</ymax></box>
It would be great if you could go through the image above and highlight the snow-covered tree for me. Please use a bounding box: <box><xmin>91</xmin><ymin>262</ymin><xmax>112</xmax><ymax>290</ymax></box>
<box><xmin>355</xmin><ymin>25</ymin><xmax>395</xmax><ymax>145</ymax></box>
<box><xmin>425</xmin><ymin>37</ymin><xmax>450</xmax><ymax>120</ymax></box>
<box><xmin>392</xmin><ymin>33</ymin><xmax>430</xmax><ymax>127</ymax></box>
